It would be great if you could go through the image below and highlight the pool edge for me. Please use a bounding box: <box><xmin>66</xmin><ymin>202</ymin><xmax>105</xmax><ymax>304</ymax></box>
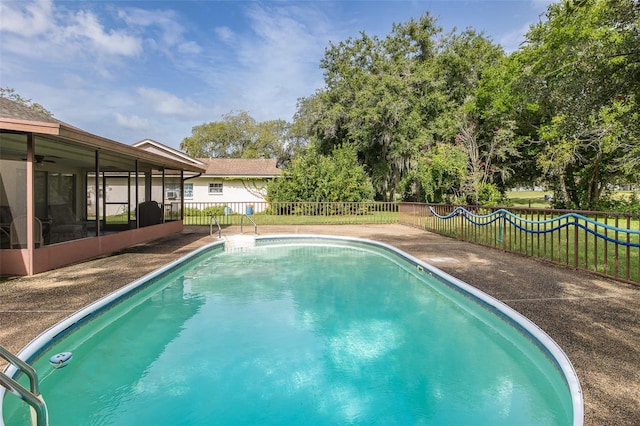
<box><xmin>2</xmin><ymin>234</ymin><xmax>583</xmax><ymax>426</ymax></box>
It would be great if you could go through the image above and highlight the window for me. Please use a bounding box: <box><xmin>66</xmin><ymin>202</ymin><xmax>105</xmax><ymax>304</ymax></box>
<box><xmin>165</xmin><ymin>182</ymin><xmax>181</xmax><ymax>200</ymax></box>
<box><xmin>183</xmin><ymin>183</ymin><xmax>193</xmax><ymax>199</ymax></box>
<box><xmin>208</xmin><ymin>183</ymin><xmax>223</xmax><ymax>195</ymax></box>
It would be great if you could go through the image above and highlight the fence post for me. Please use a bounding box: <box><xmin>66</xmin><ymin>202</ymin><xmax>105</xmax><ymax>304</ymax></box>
<box><xmin>573</xmin><ymin>215</ymin><xmax>579</xmax><ymax>268</ymax></box>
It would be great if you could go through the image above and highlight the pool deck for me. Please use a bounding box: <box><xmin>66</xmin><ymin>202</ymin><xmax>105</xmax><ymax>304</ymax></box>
<box><xmin>1</xmin><ymin>224</ymin><xmax>639</xmax><ymax>425</ymax></box>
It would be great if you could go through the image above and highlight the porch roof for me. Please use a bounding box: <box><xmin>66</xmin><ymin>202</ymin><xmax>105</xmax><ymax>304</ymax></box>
<box><xmin>0</xmin><ymin>98</ymin><xmax>206</xmax><ymax>173</ymax></box>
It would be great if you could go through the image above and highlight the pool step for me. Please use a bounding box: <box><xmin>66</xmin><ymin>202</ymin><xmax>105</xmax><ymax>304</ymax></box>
<box><xmin>224</xmin><ymin>235</ymin><xmax>256</xmax><ymax>252</ymax></box>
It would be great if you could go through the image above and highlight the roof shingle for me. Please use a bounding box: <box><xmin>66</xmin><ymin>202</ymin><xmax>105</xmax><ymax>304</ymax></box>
<box><xmin>199</xmin><ymin>158</ymin><xmax>281</xmax><ymax>177</ymax></box>
<box><xmin>0</xmin><ymin>97</ymin><xmax>60</xmax><ymax>124</ymax></box>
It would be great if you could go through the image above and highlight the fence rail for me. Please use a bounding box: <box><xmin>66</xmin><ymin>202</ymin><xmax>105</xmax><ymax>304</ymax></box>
<box><xmin>183</xmin><ymin>201</ymin><xmax>398</xmax><ymax>226</ymax></box>
<box><xmin>399</xmin><ymin>203</ymin><xmax>640</xmax><ymax>285</ymax></box>
<box><xmin>183</xmin><ymin>201</ymin><xmax>640</xmax><ymax>285</ymax></box>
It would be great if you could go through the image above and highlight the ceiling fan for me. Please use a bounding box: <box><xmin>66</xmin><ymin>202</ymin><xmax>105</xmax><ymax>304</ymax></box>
<box><xmin>21</xmin><ymin>155</ymin><xmax>58</xmax><ymax>164</ymax></box>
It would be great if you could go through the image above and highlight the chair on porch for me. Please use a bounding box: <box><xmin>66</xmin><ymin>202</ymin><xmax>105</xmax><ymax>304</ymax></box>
<box><xmin>10</xmin><ymin>216</ymin><xmax>44</xmax><ymax>248</ymax></box>
<box><xmin>48</xmin><ymin>204</ymin><xmax>87</xmax><ymax>243</ymax></box>
<box><xmin>138</xmin><ymin>201</ymin><xmax>163</xmax><ymax>227</ymax></box>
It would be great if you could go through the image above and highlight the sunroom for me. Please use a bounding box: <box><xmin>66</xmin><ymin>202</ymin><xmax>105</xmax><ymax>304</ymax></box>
<box><xmin>0</xmin><ymin>98</ymin><xmax>206</xmax><ymax>276</ymax></box>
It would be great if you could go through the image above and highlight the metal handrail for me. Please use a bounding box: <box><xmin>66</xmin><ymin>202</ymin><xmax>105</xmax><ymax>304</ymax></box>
<box><xmin>209</xmin><ymin>215</ymin><xmax>222</xmax><ymax>239</ymax></box>
<box><xmin>0</xmin><ymin>345</ymin><xmax>48</xmax><ymax>426</ymax></box>
<box><xmin>240</xmin><ymin>214</ymin><xmax>257</xmax><ymax>235</ymax></box>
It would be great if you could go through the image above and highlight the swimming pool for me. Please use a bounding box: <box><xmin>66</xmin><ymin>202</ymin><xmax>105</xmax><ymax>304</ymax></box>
<box><xmin>2</xmin><ymin>236</ymin><xmax>582</xmax><ymax>425</ymax></box>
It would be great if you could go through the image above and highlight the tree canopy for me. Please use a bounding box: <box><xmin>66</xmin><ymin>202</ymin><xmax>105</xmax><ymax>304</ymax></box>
<box><xmin>514</xmin><ymin>0</ymin><xmax>640</xmax><ymax>209</ymax></box>
<box><xmin>288</xmin><ymin>0</ymin><xmax>640</xmax><ymax>208</ymax></box>
<box><xmin>295</xmin><ymin>13</ymin><xmax>508</xmax><ymax>202</ymax></box>
<box><xmin>180</xmin><ymin>111</ymin><xmax>302</xmax><ymax>165</ymax></box>
<box><xmin>267</xmin><ymin>144</ymin><xmax>374</xmax><ymax>203</ymax></box>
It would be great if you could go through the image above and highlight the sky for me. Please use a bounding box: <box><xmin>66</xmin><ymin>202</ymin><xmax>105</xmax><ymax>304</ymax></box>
<box><xmin>0</xmin><ymin>0</ymin><xmax>554</xmax><ymax>150</ymax></box>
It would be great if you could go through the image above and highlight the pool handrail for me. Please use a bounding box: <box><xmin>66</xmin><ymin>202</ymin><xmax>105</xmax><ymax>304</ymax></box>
<box><xmin>240</xmin><ymin>214</ymin><xmax>257</xmax><ymax>235</ymax></box>
<box><xmin>209</xmin><ymin>215</ymin><xmax>222</xmax><ymax>239</ymax></box>
<box><xmin>0</xmin><ymin>344</ymin><xmax>48</xmax><ymax>426</ymax></box>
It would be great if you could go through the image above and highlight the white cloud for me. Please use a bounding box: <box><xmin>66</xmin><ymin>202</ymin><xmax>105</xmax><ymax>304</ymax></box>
<box><xmin>117</xmin><ymin>7</ymin><xmax>201</xmax><ymax>56</ymax></box>
<box><xmin>498</xmin><ymin>22</ymin><xmax>534</xmax><ymax>53</ymax></box>
<box><xmin>0</xmin><ymin>0</ymin><xmax>568</xmax><ymax>152</ymax></box>
<box><xmin>115</xmin><ymin>112</ymin><xmax>150</xmax><ymax>130</ymax></box>
<box><xmin>66</xmin><ymin>10</ymin><xmax>142</xmax><ymax>56</ymax></box>
<box><xmin>178</xmin><ymin>41</ymin><xmax>202</xmax><ymax>55</ymax></box>
<box><xmin>198</xmin><ymin>3</ymin><xmax>330</xmax><ymax>122</ymax></box>
<box><xmin>136</xmin><ymin>87</ymin><xmax>203</xmax><ymax>119</ymax></box>
<box><xmin>498</xmin><ymin>0</ymin><xmax>552</xmax><ymax>52</ymax></box>
<box><xmin>0</xmin><ymin>0</ymin><xmax>54</xmax><ymax>36</ymax></box>
<box><xmin>0</xmin><ymin>0</ymin><xmax>142</xmax><ymax>60</ymax></box>
<box><xmin>215</xmin><ymin>26</ymin><xmax>235</xmax><ymax>42</ymax></box>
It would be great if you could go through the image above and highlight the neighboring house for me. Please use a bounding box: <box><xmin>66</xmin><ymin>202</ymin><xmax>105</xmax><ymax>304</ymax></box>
<box><xmin>133</xmin><ymin>139</ymin><xmax>281</xmax><ymax>213</ymax></box>
<box><xmin>189</xmin><ymin>158</ymin><xmax>280</xmax><ymax>213</ymax></box>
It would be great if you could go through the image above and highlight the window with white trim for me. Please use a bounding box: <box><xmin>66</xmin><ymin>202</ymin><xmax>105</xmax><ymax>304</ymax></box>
<box><xmin>208</xmin><ymin>182</ymin><xmax>223</xmax><ymax>195</ymax></box>
<box><xmin>183</xmin><ymin>183</ymin><xmax>193</xmax><ymax>199</ymax></box>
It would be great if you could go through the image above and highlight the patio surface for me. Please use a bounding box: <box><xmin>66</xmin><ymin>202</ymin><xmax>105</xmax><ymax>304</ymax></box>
<box><xmin>1</xmin><ymin>224</ymin><xmax>639</xmax><ymax>425</ymax></box>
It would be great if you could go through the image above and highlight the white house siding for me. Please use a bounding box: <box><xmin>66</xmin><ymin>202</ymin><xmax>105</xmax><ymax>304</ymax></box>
<box><xmin>186</xmin><ymin>177</ymin><xmax>270</xmax><ymax>213</ymax></box>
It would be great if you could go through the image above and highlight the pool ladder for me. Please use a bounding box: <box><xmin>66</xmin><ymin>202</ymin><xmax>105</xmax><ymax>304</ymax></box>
<box><xmin>0</xmin><ymin>344</ymin><xmax>48</xmax><ymax>426</ymax></box>
<box><xmin>210</xmin><ymin>214</ymin><xmax>258</xmax><ymax>239</ymax></box>
<box><xmin>240</xmin><ymin>214</ymin><xmax>257</xmax><ymax>235</ymax></box>
<box><xmin>210</xmin><ymin>215</ymin><xmax>222</xmax><ymax>239</ymax></box>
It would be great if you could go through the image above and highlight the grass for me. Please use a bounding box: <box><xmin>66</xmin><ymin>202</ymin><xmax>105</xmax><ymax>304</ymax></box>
<box><xmin>185</xmin><ymin>210</ymin><xmax>399</xmax><ymax>226</ymax></box>
<box><xmin>505</xmin><ymin>190</ymin><xmax>553</xmax><ymax>208</ymax></box>
<box><xmin>506</xmin><ymin>190</ymin><xmax>639</xmax><ymax>209</ymax></box>
<box><xmin>421</xmin><ymin>210</ymin><xmax>640</xmax><ymax>283</ymax></box>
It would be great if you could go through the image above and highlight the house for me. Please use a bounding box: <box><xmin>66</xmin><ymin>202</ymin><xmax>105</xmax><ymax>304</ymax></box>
<box><xmin>133</xmin><ymin>139</ymin><xmax>281</xmax><ymax>214</ymax></box>
<box><xmin>0</xmin><ymin>99</ymin><xmax>206</xmax><ymax>276</ymax></box>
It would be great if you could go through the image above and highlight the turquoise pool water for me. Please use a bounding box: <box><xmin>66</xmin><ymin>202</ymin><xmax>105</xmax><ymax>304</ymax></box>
<box><xmin>2</xmin><ymin>237</ymin><xmax>580</xmax><ymax>425</ymax></box>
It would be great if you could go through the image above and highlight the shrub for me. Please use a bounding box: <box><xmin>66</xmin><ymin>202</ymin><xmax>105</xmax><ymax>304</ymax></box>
<box><xmin>202</xmin><ymin>206</ymin><xmax>228</xmax><ymax>217</ymax></box>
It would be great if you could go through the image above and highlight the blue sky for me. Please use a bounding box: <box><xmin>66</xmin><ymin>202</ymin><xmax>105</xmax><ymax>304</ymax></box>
<box><xmin>1</xmin><ymin>0</ymin><xmax>553</xmax><ymax>150</ymax></box>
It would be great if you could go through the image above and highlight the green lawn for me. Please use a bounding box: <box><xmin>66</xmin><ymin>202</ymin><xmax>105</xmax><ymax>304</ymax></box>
<box><xmin>184</xmin><ymin>210</ymin><xmax>399</xmax><ymax>226</ymax></box>
<box><xmin>422</xmin><ymin>209</ymin><xmax>640</xmax><ymax>283</ymax></box>
<box><xmin>506</xmin><ymin>190</ymin><xmax>639</xmax><ymax>209</ymax></box>
<box><xmin>505</xmin><ymin>190</ymin><xmax>553</xmax><ymax>208</ymax></box>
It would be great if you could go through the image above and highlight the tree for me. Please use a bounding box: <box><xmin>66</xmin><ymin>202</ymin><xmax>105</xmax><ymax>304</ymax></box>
<box><xmin>305</xmin><ymin>14</ymin><xmax>445</xmax><ymax>201</ymax></box>
<box><xmin>267</xmin><ymin>144</ymin><xmax>374</xmax><ymax>203</ymax></box>
<box><xmin>400</xmin><ymin>143</ymin><xmax>467</xmax><ymax>203</ymax></box>
<box><xmin>434</xmin><ymin>29</ymin><xmax>514</xmax><ymax>203</ymax></box>
<box><xmin>513</xmin><ymin>0</ymin><xmax>640</xmax><ymax>209</ymax></box>
<box><xmin>453</xmin><ymin>113</ymin><xmax>518</xmax><ymax>204</ymax></box>
<box><xmin>297</xmin><ymin>14</ymin><xmax>506</xmax><ymax>203</ymax></box>
<box><xmin>180</xmin><ymin>111</ymin><xmax>300</xmax><ymax>164</ymax></box>
<box><xmin>181</xmin><ymin>111</ymin><xmax>257</xmax><ymax>158</ymax></box>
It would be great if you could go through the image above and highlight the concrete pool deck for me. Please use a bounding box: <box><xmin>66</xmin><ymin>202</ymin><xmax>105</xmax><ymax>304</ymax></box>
<box><xmin>1</xmin><ymin>224</ymin><xmax>638</xmax><ymax>425</ymax></box>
